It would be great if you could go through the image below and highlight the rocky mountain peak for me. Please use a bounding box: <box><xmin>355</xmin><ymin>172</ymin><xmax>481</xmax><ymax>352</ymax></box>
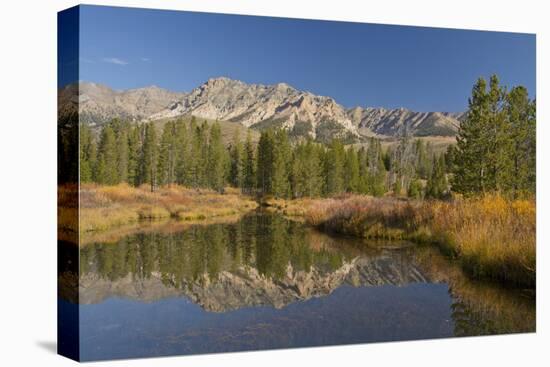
<box><xmin>59</xmin><ymin>78</ymin><xmax>462</xmax><ymax>140</ymax></box>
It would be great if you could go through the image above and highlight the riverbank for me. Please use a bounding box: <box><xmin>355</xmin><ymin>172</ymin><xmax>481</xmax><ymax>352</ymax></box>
<box><xmin>59</xmin><ymin>184</ymin><xmax>258</xmax><ymax>234</ymax></box>
<box><xmin>265</xmin><ymin>194</ymin><xmax>535</xmax><ymax>288</ymax></box>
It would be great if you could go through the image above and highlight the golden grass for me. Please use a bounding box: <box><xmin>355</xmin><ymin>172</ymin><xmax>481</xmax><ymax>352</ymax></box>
<box><xmin>58</xmin><ymin>183</ymin><xmax>258</xmax><ymax>234</ymax></box>
<box><xmin>300</xmin><ymin>193</ymin><xmax>535</xmax><ymax>288</ymax></box>
<box><xmin>428</xmin><ymin>194</ymin><xmax>535</xmax><ymax>287</ymax></box>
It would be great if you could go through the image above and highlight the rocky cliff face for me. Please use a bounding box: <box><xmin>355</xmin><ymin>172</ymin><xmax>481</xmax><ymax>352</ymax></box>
<box><xmin>348</xmin><ymin>106</ymin><xmax>464</xmax><ymax>137</ymax></box>
<box><xmin>148</xmin><ymin>77</ymin><xmax>360</xmax><ymax>141</ymax></box>
<box><xmin>76</xmin><ymin>253</ymin><xmax>431</xmax><ymax>312</ymax></box>
<box><xmin>59</xmin><ymin>78</ymin><xmax>463</xmax><ymax>140</ymax></box>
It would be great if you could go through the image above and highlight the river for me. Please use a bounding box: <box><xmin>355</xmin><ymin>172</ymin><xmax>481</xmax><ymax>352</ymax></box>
<box><xmin>58</xmin><ymin>211</ymin><xmax>535</xmax><ymax>361</ymax></box>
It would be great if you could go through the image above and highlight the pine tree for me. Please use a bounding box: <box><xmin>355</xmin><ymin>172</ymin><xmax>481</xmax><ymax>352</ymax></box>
<box><xmin>453</xmin><ymin>77</ymin><xmax>490</xmax><ymax>194</ymax></box>
<box><xmin>444</xmin><ymin>144</ymin><xmax>457</xmax><ymax>174</ymax></box>
<box><xmin>242</xmin><ymin>130</ymin><xmax>256</xmax><ymax>194</ymax></box>
<box><xmin>272</xmin><ymin>129</ymin><xmax>291</xmax><ymax>198</ymax></box>
<box><xmin>453</xmin><ymin>75</ymin><xmax>516</xmax><ymax>195</ymax></box>
<box><xmin>290</xmin><ymin>140</ymin><xmax>323</xmax><ymax>198</ymax></box>
<box><xmin>192</xmin><ymin>121</ymin><xmax>209</xmax><ymax>188</ymax></box>
<box><xmin>324</xmin><ymin>139</ymin><xmax>345</xmax><ymax>195</ymax></box>
<box><xmin>95</xmin><ymin>125</ymin><xmax>119</xmax><ymax>185</ymax></box>
<box><xmin>357</xmin><ymin>146</ymin><xmax>369</xmax><ymax>194</ymax></box>
<box><xmin>140</xmin><ymin>123</ymin><xmax>159</xmax><ymax>192</ymax></box>
<box><xmin>408</xmin><ymin>177</ymin><xmax>423</xmax><ymax>199</ymax></box>
<box><xmin>305</xmin><ymin>141</ymin><xmax>323</xmax><ymax>197</ymax></box>
<box><xmin>207</xmin><ymin>122</ymin><xmax>226</xmax><ymax>193</ymax></box>
<box><xmin>256</xmin><ymin>130</ymin><xmax>275</xmax><ymax>195</ymax></box>
<box><xmin>344</xmin><ymin>147</ymin><xmax>360</xmax><ymax>192</ymax></box>
<box><xmin>157</xmin><ymin>121</ymin><xmax>177</xmax><ymax>186</ymax></box>
<box><xmin>506</xmin><ymin>86</ymin><xmax>536</xmax><ymax>196</ymax></box>
<box><xmin>175</xmin><ymin>118</ymin><xmax>193</xmax><ymax>186</ymax></box>
<box><xmin>79</xmin><ymin>123</ymin><xmax>96</xmax><ymax>183</ymax></box>
<box><xmin>371</xmin><ymin>143</ymin><xmax>387</xmax><ymax>197</ymax></box>
<box><xmin>486</xmin><ymin>75</ymin><xmax>511</xmax><ymax>192</ymax></box>
<box><xmin>127</xmin><ymin>125</ymin><xmax>141</xmax><ymax>186</ymax></box>
<box><xmin>426</xmin><ymin>155</ymin><xmax>447</xmax><ymax>198</ymax></box>
<box><xmin>116</xmin><ymin>122</ymin><xmax>129</xmax><ymax>183</ymax></box>
<box><xmin>229</xmin><ymin>128</ymin><xmax>244</xmax><ymax>188</ymax></box>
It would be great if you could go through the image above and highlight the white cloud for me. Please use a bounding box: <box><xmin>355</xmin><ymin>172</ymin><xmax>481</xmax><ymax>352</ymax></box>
<box><xmin>102</xmin><ymin>57</ymin><xmax>128</xmax><ymax>65</ymax></box>
<box><xmin>141</xmin><ymin>57</ymin><xmax>151</xmax><ymax>62</ymax></box>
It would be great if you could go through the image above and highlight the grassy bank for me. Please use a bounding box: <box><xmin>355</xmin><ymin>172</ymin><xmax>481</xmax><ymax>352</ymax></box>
<box><xmin>59</xmin><ymin>184</ymin><xmax>258</xmax><ymax>234</ymax></box>
<box><xmin>282</xmin><ymin>194</ymin><xmax>535</xmax><ymax>288</ymax></box>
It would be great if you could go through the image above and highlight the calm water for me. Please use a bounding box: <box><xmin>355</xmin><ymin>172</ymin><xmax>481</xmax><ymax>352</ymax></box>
<box><xmin>59</xmin><ymin>211</ymin><xmax>535</xmax><ymax>361</ymax></box>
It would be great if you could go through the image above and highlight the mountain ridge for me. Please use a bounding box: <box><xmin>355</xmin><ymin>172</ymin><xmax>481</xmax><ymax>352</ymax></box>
<box><xmin>59</xmin><ymin>78</ymin><xmax>464</xmax><ymax>141</ymax></box>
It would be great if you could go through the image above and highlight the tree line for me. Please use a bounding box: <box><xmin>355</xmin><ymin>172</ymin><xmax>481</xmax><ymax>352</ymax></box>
<box><xmin>80</xmin><ymin>117</ymin><xmax>449</xmax><ymax>199</ymax></box>
<box><xmin>77</xmin><ymin>74</ymin><xmax>535</xmax><ymax>199</ymax></box>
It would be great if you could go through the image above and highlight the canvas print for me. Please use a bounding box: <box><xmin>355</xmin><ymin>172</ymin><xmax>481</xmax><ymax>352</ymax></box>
<box><xmin>57</xmin><ymin>5</ymin><xmax>536</xmax><ymax>362</ymax></box>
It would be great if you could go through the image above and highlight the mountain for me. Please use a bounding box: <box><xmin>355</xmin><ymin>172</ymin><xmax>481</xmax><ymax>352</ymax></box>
<box><xmin>148</xmin><ymin>77</ymin><xmax>360</xmax><ymax>142</ymax></box>
<box><xmin>347</xmin><ymin>107</ymin><xmax>464</xmax><ymax>137</ymax></box>
<box><xmin>59</xmin><ymin>78</ymin><xmax>463</xmax><ymax>141</ymax></box>
<box><xmin>58</xmin><ymin>82</ymin><xmax>186</xmax><ymax>125</ymax></box>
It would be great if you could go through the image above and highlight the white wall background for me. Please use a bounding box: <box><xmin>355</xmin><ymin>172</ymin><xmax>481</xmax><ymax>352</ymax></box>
<box><xmin>0</xmin><ymin>0</ymin><xmax>547</xmax><ymax>365</ymax></box>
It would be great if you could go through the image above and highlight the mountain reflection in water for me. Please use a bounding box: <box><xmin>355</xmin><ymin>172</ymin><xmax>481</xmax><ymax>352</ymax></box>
<box><xmin>59</xmin><ymin>211</ymin><xmax>535</xmax><ymax>361</ymax></box>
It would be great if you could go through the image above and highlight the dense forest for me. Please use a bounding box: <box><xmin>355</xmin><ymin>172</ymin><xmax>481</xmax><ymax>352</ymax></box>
<box><xmin>73</xmin><ymin>75</ymin><xmax>535</xmax><ymax>200</ymax></box>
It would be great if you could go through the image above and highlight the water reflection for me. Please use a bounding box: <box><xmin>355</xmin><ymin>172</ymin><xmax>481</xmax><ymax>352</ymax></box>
<box><xmin>61</xmin><ymin>211</ymin><xmax>535</xmax><ymax>360</ymax></box>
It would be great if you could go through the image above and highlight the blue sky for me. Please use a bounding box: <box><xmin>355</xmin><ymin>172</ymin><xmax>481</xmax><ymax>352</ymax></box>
<box><xmin>73</xmin><ymin>5</ymin><xmax>535</xmax><ymax>112</ymax></box>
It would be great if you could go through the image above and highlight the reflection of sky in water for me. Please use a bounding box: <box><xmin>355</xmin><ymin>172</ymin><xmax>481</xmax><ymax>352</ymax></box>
<box><xmin>79</xmin><ymin>283</ymin><xmax>453</xmax><ymax>361</ymax></box>
<box><xmin>65</xmin><ymin>212</ymin><xmax>535</xmax><ymax>361</ymax></box>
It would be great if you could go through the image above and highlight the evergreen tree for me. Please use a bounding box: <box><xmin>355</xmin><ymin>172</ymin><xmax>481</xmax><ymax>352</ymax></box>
<box><xmin>116</xmin><ymin>122</ymin><xmax>129</xmax><ymax>183</ymax></box>
<box><xmin>95</xmin><ymin>125</ymin><xmax>118</xmax><ymax>185</ymax></box>
<box><xmin>127</xmin><ymin>125</ymin><xmax>141</xmax><ymax>186</ymax></box>
<box><xmin>242</xmin><ymin>130</ymin><xmax>256</xmax><ymax>194</ymax></box>
<box><xmin>453</xmin><ymin>75</ymin><xmax>520</xmax><ymax>195</ymax></box>
<box><xmin>487</xmin><ymin>75</ymin><xmax>512</xmax><ymax>192</ymax></box>
<box><xmin>506</xmin><ymin>86</ymin><xmax>536</xmax><ymax>196</ymax></box>
<box><xmin>79</xmin><ymin>123</ymin><xmax>96</xmax><ymax>183</ymax></box>
<box><xmin>290</xmin><ymin>140</ymin><xmax>323</xmax><ymax>198</ymax></box>
<box><xmin>408</xmin><ymin>177</ymin><xmax>423</xmax><ymax>199</ymax></box>
<box><xmin>371</xmin><ymin>146</ymin><xmax>387</xmax><ymax>197</ymax></box>
<box><xmin>364</xmin><ymin>138</ymin><xmax>387</xmax><ymax>196</ymax></box>
<box><xmin>427</xmin><ymin>155</ymin><xmax>448</xmax><ymax>198</ymax></box>
<box><xmin>444</xmin><ymin>144</ymin><xmax>457</xmax><ymax>173</ymax></box>
<box><xmin>193</xmin><ymin>121</ymin><xmax>209</xmax><ymax>188</ymax></box>
<box><xmin>256</xmin><ymin>130</ymin><xmax>275</xmax><ymax>195</ymax></box>
<box><xmin>175</xmin><ymin>118</ymin><xmax>193</xmax><ymax>186</ymax></box>
<box><xmin>453</xmin><ymin>77</ymin><xmax>490</xmax><ymax>194</ymax></box>
<box><xmin>157</xmin><ymin>122</ymin><xmax>178</xmax><ymax>186</ymax></box>
<box><xmin>229</xmin><ymin>128</ymin><xmax>244</xmax><ymax>188</ymax></box>
<box><xmin>140</xmin><ymin>123</ymin><xmax>159</xmax><ymax>192</ymax></box>
<box><xmin>357</xmin><ymin>146</ymin><xmax>369</xmax><ymax>194</ymax></box>
<box><xmin>272</xmin><ymin>129</ymin><xmax>291</xmax><ymax>198</ymax></box>
<box><xmin>207</xmin><ymin>122</ymin><xmax>226</xmax><ymax>192</ymax></box>
<box><xmin>324</xmin><ymin>139</ymin><xmax>345</xmax><ymax>195</ymax></box>
<box><xmin>344</xmin><ymin>147</ymin><xmax>360</xmax><ymax>192</ymax></box>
